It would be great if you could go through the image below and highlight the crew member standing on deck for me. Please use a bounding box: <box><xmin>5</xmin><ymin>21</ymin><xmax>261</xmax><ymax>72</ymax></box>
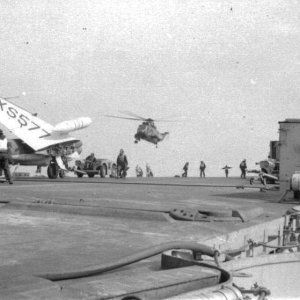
<box><xmin>239</xmin><ymin>159</ymin><xmax>247</xmax><ymax>179</ymax></box>
<box><xmin>222</xmin><ymin>165</ymin><xmax>232</xmax><ymax>178</ymax></box>
<box><xmin>135</xmin><ymin>165</ymin><xmax>143</xmax><ymax>177</ymax></box>
<box><xmin>200</xmin><ymin>161</ymin><xmax>206</xmax><ymax>178</ymax></box>
<box><xmin>117</xmin><ymin>149</ymin><xmax>128</xmax><ymax>178</ymax></box>
<box><xmin>146</xmin><ymin>163</ymin><xmax>154</xmax><ymax>177</ymax></box>
<box><xmin>0</xmin><ymin>129</ymin><xmax>13</xmax><ymax>184</ymax></box>
<box><xmin>182</xmin><ymin>162</ymin><xmax>189</xmax><ymax>177</ymax></box>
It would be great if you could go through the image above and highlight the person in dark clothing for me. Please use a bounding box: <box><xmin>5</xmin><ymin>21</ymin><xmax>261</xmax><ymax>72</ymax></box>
<box><xmin>182</xmin><ymin>162</ymin><xmax>189</xmax><ymax>177</ymax></box>
<box><xmin>117</xmin><ymin>149</ymin><xmax>128</xmax><ymax>178</ymax></box>
<box><xmin>86</xmin><ymin>153</ymin><xmax>96</xmax><ymax>162</ymax></box>
<box><xmin>222</xmin><ymin>165</ymin><xmax>232</xmax><ymax>178</ymax></box>
<box><xmin>85</xmin><ymin>153</ymin><xmax>97</xmax><ymax>169</ymax></box>
<box><xmin>200</xmin><ymin>161</ymin><xmax>206</xmax><ymax>178</ymax></box>
<box><xmin>0</xmin><ymin>129</ymin><xmax>13</xmax><ymax>184</ymax></box>
<box><xmin>239</xmin><ymin>159</ymin><xmax>247</xmax><ymax>179</ymax></box>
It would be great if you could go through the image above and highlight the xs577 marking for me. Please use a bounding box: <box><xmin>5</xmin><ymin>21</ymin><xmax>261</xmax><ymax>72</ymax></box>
<box><xmin>0</xmin><ymin>99</ymin><xmax>51</xmax><ymax>138</ymax></box>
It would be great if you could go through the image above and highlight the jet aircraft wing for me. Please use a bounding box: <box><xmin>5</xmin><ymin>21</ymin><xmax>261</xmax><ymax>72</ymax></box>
<box><xmin>0</xmin><ymin>97</ymin><xmax>77</xmax><ymax>151</ymax></box>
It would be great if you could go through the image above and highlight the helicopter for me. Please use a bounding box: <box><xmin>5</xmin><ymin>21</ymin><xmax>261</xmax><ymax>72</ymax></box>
<box><xmin>105</xmin><ymin>111</ymin><xmax>170</xmax><ymax>146</ymax></box>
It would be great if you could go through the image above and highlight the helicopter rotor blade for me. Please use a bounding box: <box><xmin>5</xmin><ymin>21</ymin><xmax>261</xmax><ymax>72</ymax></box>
<box><xmin>107</xmin><ymin>111</ymin><xmax>187</xmax><ymax>123</ymax></box>
<box><xmin>152</xmin><ymin>119</ymin><xmax>181</xmax><ymax>123</ymax></box>
<box><xmin>104</xmin><ymin>115</ymin><xmax>141</xmax><ymax>121</ymax></box>
<box><xmin>151</xmin><ymin>116</ymin><xmax>189</xmax><ymax>122</ymax></box>
<box><xmin>3</xmin><ymin>96</ymin><xmax>20</xmax><ymax>100</ymax></box>
<box><xmin>119</xmin><ymin>111</ymin><xmax>147</xmax><ymax>121</ymax></box>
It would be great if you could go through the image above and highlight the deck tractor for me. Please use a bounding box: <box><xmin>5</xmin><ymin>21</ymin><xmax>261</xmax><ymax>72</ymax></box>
<box><xmin>75</xmin><ymin>158</ymin><xmax>117</xmax><ymax>178</ymax></box>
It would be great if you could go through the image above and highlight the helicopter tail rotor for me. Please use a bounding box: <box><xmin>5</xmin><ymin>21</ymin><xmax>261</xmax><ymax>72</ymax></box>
<box><xmin>161</xmin><ymin>132</ymin><xmax>169</xmax><ymax>141</ymax></box>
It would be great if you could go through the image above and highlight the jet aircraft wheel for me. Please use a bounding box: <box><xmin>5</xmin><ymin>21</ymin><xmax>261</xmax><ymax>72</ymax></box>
<box><xmin>47</xmin><ymin>163</ymin><xmax>59</xmax><ymax>179</ymax></box>
<box><xmin>77</xmin><ymin>166</ymin><xmax>84</xmax><ymax>178</ymax></box>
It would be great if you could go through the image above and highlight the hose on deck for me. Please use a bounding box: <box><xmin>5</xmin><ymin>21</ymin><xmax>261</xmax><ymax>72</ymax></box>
<box><xmin>37</xmin><ymin>241</ymin><xmax>232</xmax><ymax>282</ymax></box>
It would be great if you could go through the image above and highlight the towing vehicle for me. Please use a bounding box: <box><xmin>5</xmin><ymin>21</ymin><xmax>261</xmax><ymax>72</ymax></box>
<box><xmin>75</xmin><ymin>158</ymin><xmax>117</xmax><ymax>178</ymax></box>
<box><xmin>248</xmin><ymin>141</ymin><xmax>280</xmax><ymax>185</ymax></box>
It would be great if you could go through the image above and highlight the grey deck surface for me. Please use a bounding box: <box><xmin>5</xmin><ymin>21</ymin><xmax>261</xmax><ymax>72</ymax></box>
<box><xmin>0</xmin><ymin>177</ymin><xmax>292</xmax><ymax>298</ymax></box>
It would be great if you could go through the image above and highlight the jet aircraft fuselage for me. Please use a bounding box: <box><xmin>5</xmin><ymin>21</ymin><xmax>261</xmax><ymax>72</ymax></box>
<box><xmin>7</xmin><ymin>139</ymin><xmax>83</xmax><ymax>167</ymax></box>
<box><xmin>0</xmin><ymin>97</ymin><xmax>90</xmax><ymax>178</ymax></box>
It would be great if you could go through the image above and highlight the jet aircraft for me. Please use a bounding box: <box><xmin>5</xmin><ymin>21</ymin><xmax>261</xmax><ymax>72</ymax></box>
<box><xmin>0</xmin><ymin>97</ymin><xmax>91</xmax><ymax>178</ymax></box>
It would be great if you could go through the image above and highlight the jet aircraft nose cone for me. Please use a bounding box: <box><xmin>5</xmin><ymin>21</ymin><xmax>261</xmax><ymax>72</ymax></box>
<box><xmin>83</xmin><ymin>117</ymin><xmax>92</xmax><ymax>125</ymax></box>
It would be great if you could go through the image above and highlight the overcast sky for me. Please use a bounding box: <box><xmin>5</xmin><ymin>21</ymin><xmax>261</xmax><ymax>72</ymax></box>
<box><xmin>0</xmin><ymin>0</ymin><xmax>299</xmax><ymax>176</ymax></box>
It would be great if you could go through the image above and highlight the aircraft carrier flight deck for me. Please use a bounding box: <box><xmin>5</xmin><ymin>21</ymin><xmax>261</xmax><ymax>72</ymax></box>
<box><xmin>0</xmin><ymin>176</ymin><xmax>297</xmax><ymax>299</ymax></box>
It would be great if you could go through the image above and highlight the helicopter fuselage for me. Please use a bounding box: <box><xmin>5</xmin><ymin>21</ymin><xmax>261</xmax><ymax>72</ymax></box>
<box><xmin>135</xmin><ymin>122</ymin><xmax>168</xmax><ymax>145</ymax></box>
<box><xmin>105</xmin><ymin>112</ymin><xmax>170</xmax><ymax>146</ymax></box>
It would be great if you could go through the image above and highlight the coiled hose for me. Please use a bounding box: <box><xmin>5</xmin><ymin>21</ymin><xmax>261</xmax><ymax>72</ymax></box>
<box><xmin>37</xmin><ymin>241</ymin><xmax>232</xmax><ymax>282</ymax></box>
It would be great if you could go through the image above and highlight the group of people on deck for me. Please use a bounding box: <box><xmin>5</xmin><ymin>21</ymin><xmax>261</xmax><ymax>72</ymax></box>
<box><xmin>117</xmin><ymin>150</ymin><xmax>248</xmax><ymax>179</ymax></box>
<box><xmin>0</xmin><ymin>138</ymin><xmax>248</xmax><ymax>181</ymax></box>
<box><xmin>181</xmin><ymin>159</ymin><xmax>247</xmax><ymax>178</ymax></box>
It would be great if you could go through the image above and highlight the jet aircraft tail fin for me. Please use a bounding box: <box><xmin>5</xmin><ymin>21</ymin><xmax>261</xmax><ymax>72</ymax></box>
<box><xmin>0</xmin><ymin>98</ymin><xmax>88</xmax><ymax>151</ymax></box>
